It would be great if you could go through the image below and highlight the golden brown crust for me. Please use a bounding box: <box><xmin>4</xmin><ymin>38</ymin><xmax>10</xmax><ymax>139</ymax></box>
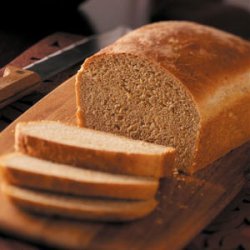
<box><xmin>193</xmin><ymin>89</ymin><xmax>250</xmax><ymax>171</ymax></box>
<box><xmin>15</xmin><ymin>123</ymin><xmax>176</xmax><ymax>178</ymax></box>
<box><xmin>78</xmin><ymin>21</ymin><xmax>250</xmax><ymax>172</ymax></box>
<box><xmin>90</xmin><ymin>21</ymin><xmax>250</xmax><ymax>102</ymax></box>
<box><xmin>75</xmin><ymin>69</ymin><xmax>85</xmax><ymax>127</ymax></box>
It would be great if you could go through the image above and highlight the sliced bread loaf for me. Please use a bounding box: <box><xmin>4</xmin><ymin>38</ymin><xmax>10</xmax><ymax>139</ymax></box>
<box><xmin>0</xmin><ymin>153</ymin><xmax>158</xmax><ymax>200</ymax></box>
<box><xmin>2</xmin><ymin>183</ymin><xmax>157</xmax><ymax>222</ymax></box>
<box><xmin>15</xmin><ymin>121</ymin><xmax>175</xmax><ymax>177</ymax></box>
<box><xmin>76</xmin><ymin>21</ymin><xmax>250</xmax><ymax>173</ymax></box>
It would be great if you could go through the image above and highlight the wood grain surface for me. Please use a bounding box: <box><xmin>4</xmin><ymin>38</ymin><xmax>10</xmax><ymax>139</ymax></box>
<box><xmin>0</xmin><ymin>76</ymin><xmax>249</xmax><ymax>250</ymax></box>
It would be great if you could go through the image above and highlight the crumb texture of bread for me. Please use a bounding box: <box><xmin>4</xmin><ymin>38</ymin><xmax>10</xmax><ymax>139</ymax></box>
<box><xmin>0</xmin><ymin>153</ymin><xmax>158</xmax><ymax>200</ymax></box>
<box><xmin>15</xmin><ymin>121</ymin><xmax>175</xmax><ymax>177</ymax></box>
<box><xmin>76</xmin><ymin>21</ymin><xmax>250</xmax><ymax>173</ymax></box>
<box><xmin>2</xmin><ymin>184</ymin><xmax>157</xmax><ymax>222</ymax></box>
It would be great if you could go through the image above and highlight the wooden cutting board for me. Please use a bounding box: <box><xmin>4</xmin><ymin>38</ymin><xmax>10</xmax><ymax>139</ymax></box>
<box><xmin>0</xmin><ymin>75</ymin><xmax>249</xmax><ymax>250</ymax></box>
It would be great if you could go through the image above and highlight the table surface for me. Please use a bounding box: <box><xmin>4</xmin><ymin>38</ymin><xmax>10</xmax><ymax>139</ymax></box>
<box><xmin>0</xmin><ymin>32</ymin><xmax>249</xmax><ymax>250</ymax></box>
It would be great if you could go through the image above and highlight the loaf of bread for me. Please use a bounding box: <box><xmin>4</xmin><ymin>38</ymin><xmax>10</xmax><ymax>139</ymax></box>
<box><xmin>76</xmin><ymin>21</ymin><xmax>250</xmax><ymax>173</ymax></box>
<box><xmin>0</xmin><ymin>153</ymin><xmax>158</xmax><ymax>200</ymax></box>
<box><xmin>2</xmin><ymin>183</ymin><xmax>157</xmax><ymax>222</ymax></box>
<box><xmin>15</xmin><ymin>121</ymin><xmax>175</xmax><ymax>177</ymax></box>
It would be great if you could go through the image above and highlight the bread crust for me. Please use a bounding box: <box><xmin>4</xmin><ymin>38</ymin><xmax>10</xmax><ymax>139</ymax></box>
<box><xmin>77</xmin><ymin>21</ymin><xmax>250</xmax><ymax>172</ymax></box>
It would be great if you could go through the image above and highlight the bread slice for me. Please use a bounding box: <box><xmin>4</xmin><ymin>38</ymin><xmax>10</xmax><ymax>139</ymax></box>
<box><xmin>15</xmin><ymin>121</ymin><xmax>175</xmax><ymax>177</ymax></box>
<box><xmin>76</xmin><ymin>21</ymin><xmax>250</xmax><ymax>174</ymax></box>
<box><xmin>0</xmin><ymin>153</ymin><xmax>158</xmax><ymax>200</ymax></box>
<box><xmin>2</xmin><ymin>183</ymin><xmax>157</xmax><ymax>222</ymax></box>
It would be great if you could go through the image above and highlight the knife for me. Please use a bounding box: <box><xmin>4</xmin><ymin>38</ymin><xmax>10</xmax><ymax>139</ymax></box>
<box><xmin>0</xmin><ymin>26</ymin><xmax>131</xmax><ymax>109</ymax></box>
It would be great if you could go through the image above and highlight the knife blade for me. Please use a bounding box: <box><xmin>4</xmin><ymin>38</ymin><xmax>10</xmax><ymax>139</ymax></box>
<box><xmin>0</xmin><ymin>26</ymin><xmax>131</xmax><ymax>109</ymax></box>
<box><xmin>24</xmin><ymin>26</ymin><xmax>131</xmax><ymax>80</ymax></box>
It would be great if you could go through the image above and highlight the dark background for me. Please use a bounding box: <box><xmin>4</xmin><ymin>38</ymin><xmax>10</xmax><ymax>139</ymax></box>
<box><xmin>1</xmin><ymin>0</ymin><xmax>250</xmax><ymax>68</ymax></box>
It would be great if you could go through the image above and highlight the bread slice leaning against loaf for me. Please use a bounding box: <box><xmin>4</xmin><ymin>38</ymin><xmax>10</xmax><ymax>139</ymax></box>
<box><xmin>76</xmin><ymin>21</ymin><xmax>250</xmax><ymax>174</ymax></box>
<box><xmin>2</xmin><ymin>183</ymin><xmax>157</xmax><ymax>222</ymax></box>
<box><xmin>0</xmin><ymin>153</ymin><xmax>158</xmax><ymax>200</ymax></box>
<box><xmin>15</xmin><ymin>121</ymin><xmax>175</xmax><ymax>178</ymax></box>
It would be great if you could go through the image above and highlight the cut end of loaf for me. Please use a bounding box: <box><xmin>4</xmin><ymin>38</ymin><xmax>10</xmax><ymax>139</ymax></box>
<box><xmin>76</xmin><ymin>54</ymin><xmax>199</xmax><ymax>173</ymax></box>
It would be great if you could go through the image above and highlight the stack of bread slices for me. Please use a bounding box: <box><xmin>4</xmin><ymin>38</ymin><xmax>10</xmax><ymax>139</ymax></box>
<box><xmin>0</xmin><ymin>121</ymin><xmax>175</xmax><ymax>222</ymax></box>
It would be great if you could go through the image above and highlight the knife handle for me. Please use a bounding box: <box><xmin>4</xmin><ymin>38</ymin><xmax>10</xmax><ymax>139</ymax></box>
<box><xmin>0</xmin><ymin>66</ymin><xmax>41</xmax><ymax>109</ymax></box>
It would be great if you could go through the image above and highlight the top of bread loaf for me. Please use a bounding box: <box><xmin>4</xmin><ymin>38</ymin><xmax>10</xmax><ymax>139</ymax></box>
<box><xmin>84</xmin><ymin>21</ymin><xmax>250</xmax><ymax>110</ymax></box>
